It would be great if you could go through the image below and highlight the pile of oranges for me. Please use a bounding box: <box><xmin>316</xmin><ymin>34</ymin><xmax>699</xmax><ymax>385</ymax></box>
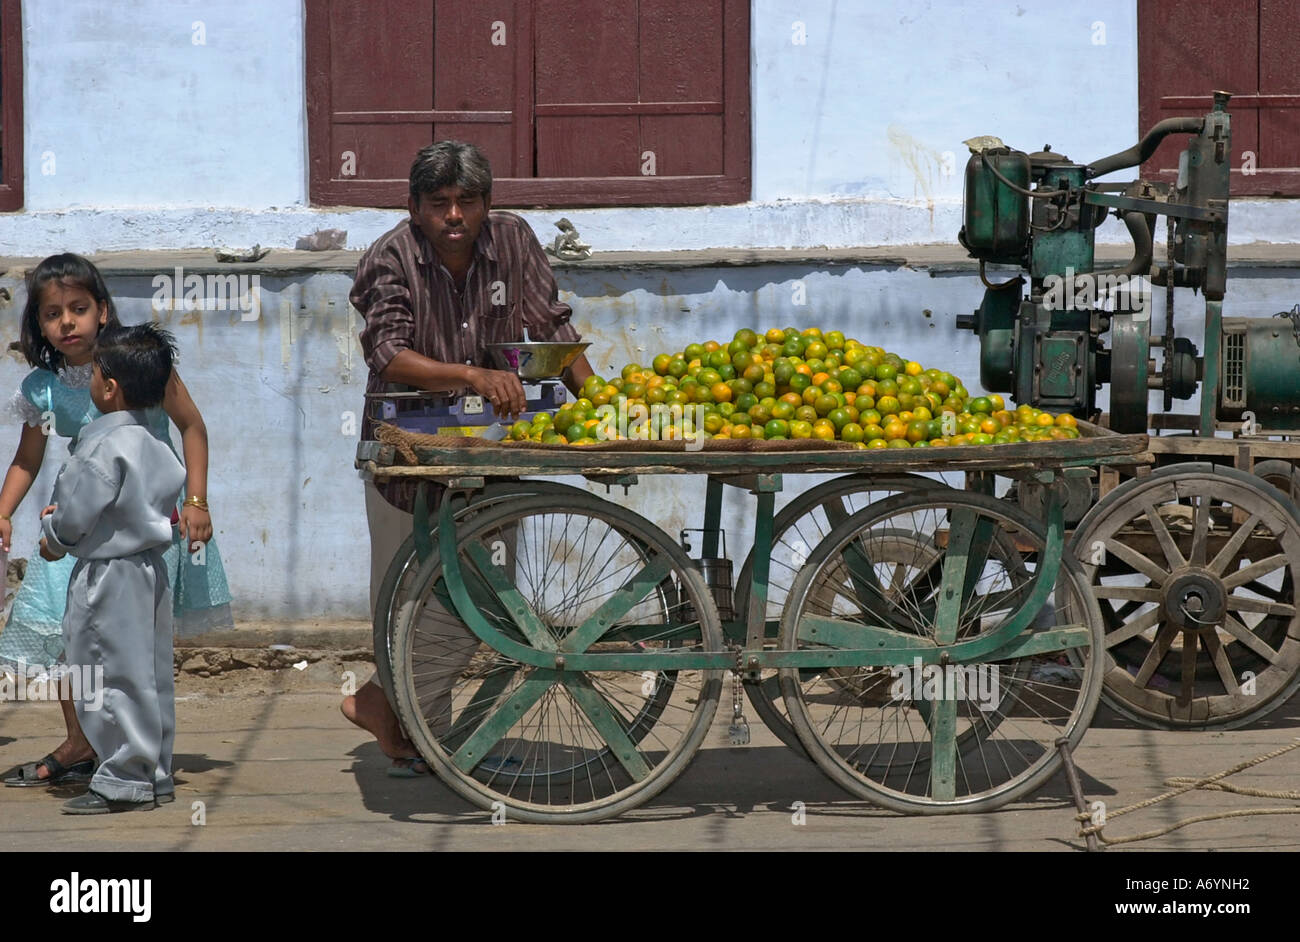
<box><xmin>509</xmin><ymin>327</ymin><xmax>1081</xmax><ymax>447</ymax></box>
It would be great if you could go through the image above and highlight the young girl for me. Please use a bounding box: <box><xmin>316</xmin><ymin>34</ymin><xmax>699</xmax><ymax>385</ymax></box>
<box><xmin>0</xmin><ymin>253</ymin><xmax>233</xmax><ymax>787</ymax></box>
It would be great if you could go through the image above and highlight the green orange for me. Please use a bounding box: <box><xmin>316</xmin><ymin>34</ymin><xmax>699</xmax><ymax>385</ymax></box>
<box><xmin>814</xmin><ymin>394</ymin><xmax>839</xmax><ymax>417</ymax></box>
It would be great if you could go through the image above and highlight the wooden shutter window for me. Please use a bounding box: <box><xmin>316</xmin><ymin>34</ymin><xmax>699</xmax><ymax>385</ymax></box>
<box><xmin>0</xmin><ymin>0</ymin><xmax>22</xmax><ymax>212</ymax></box>
<box><xmin>1139</xmin><ymin>0</ymin><xmax>1300</xmax><ymax>197</ymax></box>
<box><xmin>306</xmin><ymin>0</ymin><xmax>750</xmax><ymax>207</ymax></box>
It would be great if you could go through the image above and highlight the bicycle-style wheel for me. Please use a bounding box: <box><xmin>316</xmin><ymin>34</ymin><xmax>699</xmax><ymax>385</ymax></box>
<box><xmin>390</xmin><ymin>492</ymin><xmax>724</xmax><ymax>823</ymax></box>
<box><xmin>779</xmin><ymin>489</ymin><xmax>1104</xmax><ymax>814</ymax></box>
<box><xmin>371</xmin><ymin>480</ymin><xmax>588</xmax><ymax>706</ymax></box>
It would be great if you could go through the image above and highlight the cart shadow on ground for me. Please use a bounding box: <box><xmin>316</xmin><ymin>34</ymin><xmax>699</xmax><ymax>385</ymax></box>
<box><xmin>346</xmin><ymin>740</ymin><xmax>1113</xmax><ymax>831</ymax></box>
<box><xmin>1083</xmin><ymin>694</ymin><xmax>1300</xmax><ymax>731</ymax></box>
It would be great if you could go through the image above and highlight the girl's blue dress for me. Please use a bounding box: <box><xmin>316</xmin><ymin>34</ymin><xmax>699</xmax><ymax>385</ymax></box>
<box><xmin>0</xmin><ymin>363</ymin><xmax>233</xmax><ymax>669</ymax></box>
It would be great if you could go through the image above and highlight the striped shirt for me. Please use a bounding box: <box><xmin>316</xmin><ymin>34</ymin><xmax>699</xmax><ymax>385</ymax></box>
<box><xmin>352</xmin><ymin>212</ymin><xmax>580</xmax><ymax>510</ymax></box>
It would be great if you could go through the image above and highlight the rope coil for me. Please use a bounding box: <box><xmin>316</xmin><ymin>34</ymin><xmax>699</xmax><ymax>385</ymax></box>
<box><xmin>1075</xmin><ymin>737</ymin><xmax>1300</xmax><ymax>846</ymax></box>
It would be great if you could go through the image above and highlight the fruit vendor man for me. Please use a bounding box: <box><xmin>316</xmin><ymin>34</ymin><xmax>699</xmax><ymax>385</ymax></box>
<box><xmin>343</xmin><ymin>140</ymin><xmax>595</xmax><ymax>774</ymax></box>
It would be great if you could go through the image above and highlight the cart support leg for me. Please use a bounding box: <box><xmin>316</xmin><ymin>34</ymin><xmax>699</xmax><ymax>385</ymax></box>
<box><xmin>745</xmin><ymin>488</ymin><xmax>777</xmax><ymax>655</ymax></box>
<box><xmin>1200</xmin><ymin>299</ymin><xmax>1222</xmax><ymax>438</ymax></box>
<box><xmin>703</xmin><ymin>477</ymin><xmax>724</xmax><ymax>558</ymax></box>
<box><xmin>929</xmin><ymin>506</ymin><xmax>982</xmax><ymax>801</ymax></box>
<box><xmin>1056</xmin><ymin>737</ymin><xmax>1102</xmax><ymax>852</ymax></box>
<box><xmin>413</xmin><ymin>482</ymin><xmax>433</xmax><ymax>563</ymax></box>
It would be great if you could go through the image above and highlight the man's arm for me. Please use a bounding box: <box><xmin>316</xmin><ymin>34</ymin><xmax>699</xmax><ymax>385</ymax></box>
<box><xmin>354</xmin><ymin>236</ymin><xmax>528</xmax><ymax>416</ymax></box>
<box><xmin>561</xmin><ymin>354</ymin><xmax>595</xmax><ymax>398</ymax></box>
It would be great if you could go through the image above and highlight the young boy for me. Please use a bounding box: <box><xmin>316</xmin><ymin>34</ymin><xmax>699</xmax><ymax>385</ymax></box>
<box><xmin>39</xmin><ymin>324</ymin><xmax>187</xmax><ymax>814</ymax></box>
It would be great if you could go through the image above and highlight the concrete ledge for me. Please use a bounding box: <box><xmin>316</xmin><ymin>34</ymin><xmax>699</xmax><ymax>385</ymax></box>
<box><xmin>5</xmin><ymin>242</ymin><xmax>1300</xmax><ymax>277</ymax></box>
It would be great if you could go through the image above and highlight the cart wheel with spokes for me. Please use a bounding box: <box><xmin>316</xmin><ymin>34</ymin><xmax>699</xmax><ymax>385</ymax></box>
<box><xmin>1253</xmin><ymin>459</ymin><xmax>1300</xmax><ymax>506</ymax></box>
<box><xmin>1071</xmin><ymin>463</ymin><xmax>1300</xmax><ymax>729</ymax></box>
<box><xmin>371</xmin><ymin>480</ymin><xmax>589</xmax><ymax>707</ymax></box>
<box><xmin>779</xmin><ymin>489</ymin><xmax>1104</xmax><ymax>814</ymax></box>
<box><xmin>732</xmin><ymin>473</ymin><xmax>953</xmax><ymax>752</ymax></box>
<box><xmin>389</xmin><ymin>492</ymin><xmax>724</xmax><ymax>823</ymax></box>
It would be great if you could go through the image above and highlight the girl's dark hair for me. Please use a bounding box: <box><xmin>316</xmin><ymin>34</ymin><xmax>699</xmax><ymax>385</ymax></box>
<box><xmin>92</xmin><ymin>323</ymin><xmax>177</xmax><ymax>410</ymax></box>
<box><xmin>20</xmin><ymin>253</ymin><xmax>121</xmax><ymax>371</ymax></box>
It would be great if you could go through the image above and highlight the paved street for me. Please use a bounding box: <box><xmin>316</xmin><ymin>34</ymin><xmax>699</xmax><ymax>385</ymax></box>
<box><xmin>2</xmin><ymin>655</ymin><xmax>1297</xmax><ymax>853</ymax></box>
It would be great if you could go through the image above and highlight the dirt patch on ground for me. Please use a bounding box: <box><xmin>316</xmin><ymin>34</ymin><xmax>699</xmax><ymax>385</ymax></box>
<box><xmin>172</xmin><ymin>648</ymin><xmax>374</xmax><ymax>698</ymax></box>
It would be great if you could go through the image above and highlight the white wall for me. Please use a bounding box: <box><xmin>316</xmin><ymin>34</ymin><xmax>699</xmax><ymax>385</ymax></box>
<box><xmin>20</xmin><ymin>0</ymin><xmax>305</xmax><ymax>211</ymax></box>
<box><xmin>4</xmin><ymin>0</ymin><xmax>1290</xmax><ymax>254</ymax></box>
<box><xmin>751</xmin><ymin>0</ymin><xmax>1138</xmax><ymax>201</ymax></box>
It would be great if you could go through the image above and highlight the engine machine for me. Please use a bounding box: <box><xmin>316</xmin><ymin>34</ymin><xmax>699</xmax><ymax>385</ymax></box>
<box><xmin>956</xmin><ymin>91</ymin><xmax>1296</xmax><ymax>436</ymax></box>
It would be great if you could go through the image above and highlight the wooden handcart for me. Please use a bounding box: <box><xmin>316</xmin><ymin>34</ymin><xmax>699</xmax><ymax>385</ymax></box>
<box><xmin>356</xmin><ymin>427</ymin><xmax>1152</xmax><ymax>823</ymax></box>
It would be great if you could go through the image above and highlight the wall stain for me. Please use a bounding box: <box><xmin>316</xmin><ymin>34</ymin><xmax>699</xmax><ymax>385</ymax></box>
<box><xmin>887</xmin><ymin>124</ymin><xmax>945</xmax><ymax>231</ymax></box>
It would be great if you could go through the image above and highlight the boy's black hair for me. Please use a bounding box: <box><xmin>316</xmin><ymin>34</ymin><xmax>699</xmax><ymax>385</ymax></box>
<box><xmin>92</xmin><ymin>324</ymin><xmax>177</xmax><ymax>409</ymax></box>
<box><xmin>20</xmin><ymin>253</ymin><xmax>122</xmax><ymax>371</ymax></box>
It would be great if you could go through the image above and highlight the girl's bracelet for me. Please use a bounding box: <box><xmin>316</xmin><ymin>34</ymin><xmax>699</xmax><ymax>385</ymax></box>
<box><xmin>183</xmin><ymin>496</ymin><xmax>209</xmax><ymax>513</ymax></box>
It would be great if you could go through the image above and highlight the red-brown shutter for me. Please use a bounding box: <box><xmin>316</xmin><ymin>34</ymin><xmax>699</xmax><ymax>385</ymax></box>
<box><xmin>0</xmin><ymin>0</ymin><xmax>22</xmax><ymax>212</ymax></box>
<box><xmin>1139</xmin><ymin>0</ymin><xmax>1300</xmax><ymax>196</ymax></box>
<box><xmin>533</xmin><ymin>0</ymin><xmax>724</xmax><ymax>178</ymax></box>
<box><xmin>308</xmin><ymin>0</ymin><xmax>531</xmax><ymax>206</ymax></box>
<box><xmin>307</xmin><ymin>0</ymin><xmax>749</xmax><ymax>207</ymax></box>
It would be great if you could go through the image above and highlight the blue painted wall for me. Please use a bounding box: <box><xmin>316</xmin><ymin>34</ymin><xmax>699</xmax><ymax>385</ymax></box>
<box><xmin>2</xmin><ymin>260</ymin><xmax>1292</xmax><ymax>620</ymax></box>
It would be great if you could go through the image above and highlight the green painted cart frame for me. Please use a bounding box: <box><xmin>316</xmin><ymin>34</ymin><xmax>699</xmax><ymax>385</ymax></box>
<box><xmin>358</xmin><ymin>427</ymin><xmax>1150</xmax><ymax>823</ymax></box>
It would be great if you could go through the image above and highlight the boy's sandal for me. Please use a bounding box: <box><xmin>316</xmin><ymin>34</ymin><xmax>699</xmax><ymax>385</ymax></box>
<box><xmin>2</xmin><ymin>754</ymin><xmax>96</xmax><ymax>788</ymax></box>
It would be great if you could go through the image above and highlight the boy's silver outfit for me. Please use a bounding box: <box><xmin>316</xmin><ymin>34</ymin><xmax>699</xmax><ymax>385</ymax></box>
<box><xmin>42</xmin><ymin>410</ymin><xmax>186</xmax><ymax>802</ymax></box>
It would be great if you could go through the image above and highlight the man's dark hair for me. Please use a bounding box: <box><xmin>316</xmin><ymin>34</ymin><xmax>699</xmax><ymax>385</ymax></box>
<box><xmin>409</xmin><ymin>140</ymin><xmax>493</xmax><ymax>202</ymax></box>
<box><xmin>92</xmin><ymin>323</ymin><xmax>177</xmax><ymax>409</ymax></box>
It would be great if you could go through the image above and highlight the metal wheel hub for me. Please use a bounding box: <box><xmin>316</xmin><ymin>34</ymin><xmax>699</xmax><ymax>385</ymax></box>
<box><xmin>1161</xmin><ymin>568</ymin><xmax>1227</xmax><ymax>631</ymax></box>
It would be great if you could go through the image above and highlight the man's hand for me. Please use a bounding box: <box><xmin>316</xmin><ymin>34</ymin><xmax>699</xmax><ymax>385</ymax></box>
<box><xmin>40</xmin><ymin>504</ymin><xmax>56</xmax><ymax>519</ymax></box>
<box><xmin>39</xmin><ymin>537</ymin><xmax>65</xmax><ymax>562</ymax></box>
<box><xmin>465</xmin><ymin>366</ymin><xmax>527</xmax><ymax>418</ymax></box>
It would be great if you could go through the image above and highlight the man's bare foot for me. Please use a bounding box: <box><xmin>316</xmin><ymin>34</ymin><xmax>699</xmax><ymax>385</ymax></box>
<box><xmin>340</xmin><ymin>679</ymin><xmax>417</xmax><ymax>760</ymax></box>
<box><xmin>35</xmin><ymin>738</ymin><xmax>96</xmax><ymax>780</ymax></box>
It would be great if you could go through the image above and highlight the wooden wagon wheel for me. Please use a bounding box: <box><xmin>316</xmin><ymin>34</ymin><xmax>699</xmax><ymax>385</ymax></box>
<box><xmin>732</xmin><ymin>472</ymin><xmax>952</xmax><ymax>753</ymax></box>
<box><xmin>371</xmin><ymin>480</ymin><xmax>589</xmax><ymax>708</ymax></box>
<box><xmin>389</xmin><ymin>493</ymin><xmax>723</xmax><ymax>823</ymax></box>
<box><xmin>1253</xmin><ymin>459</ymin><xmax>1300</xmax><ymax>506</ymax></box>
<box><xmin>1071</xmin><ymin>463</ymin><xmax>1300</xmax><ymax>729</ymax></box>
<box><xmin>779</xmin><ymin>489</ymin><xmax>1104</xmax><ymax>814</ymax></box>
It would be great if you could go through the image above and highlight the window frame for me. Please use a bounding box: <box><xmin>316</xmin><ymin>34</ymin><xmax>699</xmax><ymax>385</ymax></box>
<box><xmin>0</xmin><ymin>0</ymin><xmax>22</xmax><ymax>212</ymax></box>
<box><xmin>305</xmin><ymin>0</ymin><xmax>751</xmax><ymax>208</ymax></box>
